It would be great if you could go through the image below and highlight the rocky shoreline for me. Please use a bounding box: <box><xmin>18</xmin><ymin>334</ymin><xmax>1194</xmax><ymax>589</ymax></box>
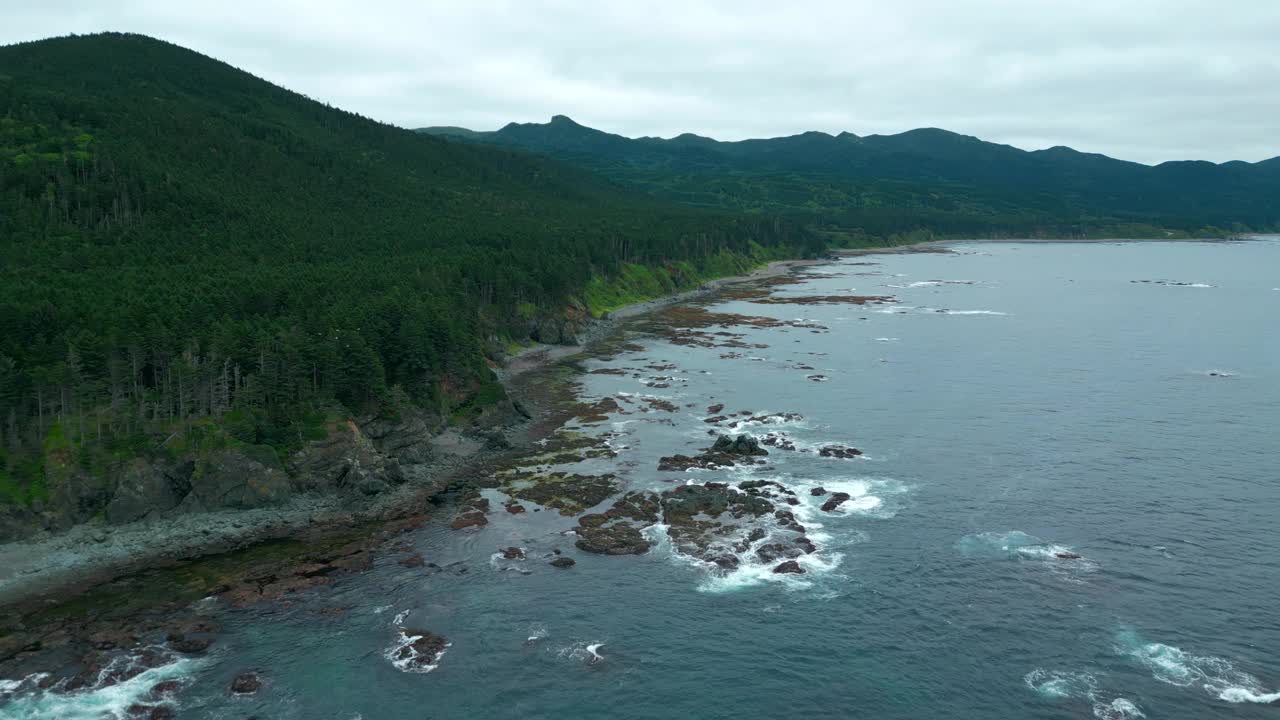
<box><xmin>0</xmin><ymin>248</ymin><xmax>898</xmax><ymax>706</ymax></box>
<box><xmin>0</xmin><ymin>255</ymin><xmax>836</xmax><ymax>619</ymax></box>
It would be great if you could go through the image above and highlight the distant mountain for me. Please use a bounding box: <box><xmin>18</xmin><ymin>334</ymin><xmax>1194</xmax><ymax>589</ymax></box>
<box><xmin>419</xmin><ymin>117</ymin><xmax>1280</xmax><ymax>236</ymax></box>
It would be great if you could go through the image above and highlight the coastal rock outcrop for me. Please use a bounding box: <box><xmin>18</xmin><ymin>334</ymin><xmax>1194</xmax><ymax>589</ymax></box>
<box><xmin>773</xmin><ymin>560</ymin><xmax>804</xmax><ymax>574</ymax></box>
<box><xmin>820</xmin><ymin>492</ymin><xmax>852</xmax><ymax>512</ymax></box>
<box><xmin>574</xmin><ymin>492</ymin><xmax>661</xmax><ymax>555</ymax></box>
<box><xmin>657</xmin><ymin>434</ymin><xmax>768</xmax><ymax>472</ymax></box>
<box><xmin>230</xmin><ymin>671</ymin><xmax>262</xmax><ymax>695</ymax></box>
<box><xmin>179</xmin><ymin>448</ymin><xmax>291</xmax><ymax>512</ymax></box>
<box><xmin>104</xmin><ymin>460</ymin><xmax>192</xmax><ymax>524</ymax></box>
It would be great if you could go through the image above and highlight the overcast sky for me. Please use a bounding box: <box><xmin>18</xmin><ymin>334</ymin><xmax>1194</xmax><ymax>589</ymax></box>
<box><xmin>6</xmin><ymin>1</ymin><xmax>1279</xmax><ymax>164</ymax></box>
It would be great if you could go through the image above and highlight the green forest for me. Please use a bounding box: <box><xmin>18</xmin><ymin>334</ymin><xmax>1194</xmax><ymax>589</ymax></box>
<box><xmin>423</xmin><ymin>116</ymin><xmax>1280</xmax><ymax>240</ymax></box>
<box><xmin>0</xmin><ymin>33</ymin><xmax>821</xmax><ymax>507</ymax></box>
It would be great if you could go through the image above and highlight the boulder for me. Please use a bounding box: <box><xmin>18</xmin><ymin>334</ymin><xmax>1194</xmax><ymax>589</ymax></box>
<box><xmin>501</xmin><ymin>546</ymin><xmax>525</xmax><ymax>560</ymax></box>
<box><xmin>549</xmin><ymin>557</ymin><xmax>576</xmax><ymax>568</ymax></box>
<box><xmin>126</xmin><ymin>704</ymin><xmax>176</xmax><ymax>720</ymax></box>
<box><xmin>821</xmin><ymin>492</ymin><xmax>852</xmax><ymax>512</ymax></box>
<box><xmin>756</xmin><ymin>542</ymin><xmax>804</xmax><ymax>563</ymax></box>
<box><xmin>810</xmin><ymin>487</ymin><xmax>827</xmax><ymax>496</ymax></box>
<box><xmin>711</xmin><ymin>434</ymin><xmax>769</xmax><ymax>456</ymax></box>
<box><xmin>392</xmin><ymin>630</ymin><xmax>449</xmax><ymax>671</ymax></box>
<box><xmin>229</xmin><ymin>671</ymin><xmax>262</xmax><ymax>695</ymax></box>
<box><xmin>773</xmin><ymin>560</ymin><xmax>805</xmax><ymax>574</ymax></box>
<box><xmin>818</xmin><ymin>445</ymin><xmax>863</xmax><ymax>459</ymax></box>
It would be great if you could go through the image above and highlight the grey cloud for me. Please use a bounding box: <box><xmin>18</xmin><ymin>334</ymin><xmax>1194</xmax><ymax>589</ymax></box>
<box><xmin>4</xmin><ymin>0</ymin><xmax>1278</xmax><ymax>163</ymax></box>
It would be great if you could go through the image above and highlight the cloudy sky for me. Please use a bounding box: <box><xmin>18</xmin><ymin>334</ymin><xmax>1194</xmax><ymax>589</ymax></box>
<box><xmin>6</xmin><ymin>1</ymin><xmax>1279</xmax><ymax>164</ymax></box>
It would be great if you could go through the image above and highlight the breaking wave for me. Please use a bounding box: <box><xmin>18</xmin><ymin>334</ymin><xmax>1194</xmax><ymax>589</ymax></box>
<box><xmin>1024</xmin><ymin>668</ymin><xmax>1099</xmax><ymax>699</ymax></box>
<box><xmin>0</xmin><ymin>650</ymin><xmax>204</xmax><ymax>720</ymax></box>
<box><xmin>1115</xmin><ymin>629</ymin><xmax>1280</xmax><ymax>703</ymax></box>
<box><xmin>385</xmin><ymin>628</ymin><xmax>451</xmax><ymax>674</ymax></box>
<box><xmin>1023</xmin><ymin>668</ymin><xmax>1145</xmax><ymax>718</ymax></box>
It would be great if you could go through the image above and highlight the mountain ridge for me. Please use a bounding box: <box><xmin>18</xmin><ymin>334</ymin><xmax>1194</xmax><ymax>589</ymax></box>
<box><xmin>418</xmin><ymin>115</ymin><xmax>1279</xmax><ymax>235</ymax></box>
<box><xmin>424</xmin><ymin>115</ymin><xmax>1271</xmax><ymax>168</ymax></box>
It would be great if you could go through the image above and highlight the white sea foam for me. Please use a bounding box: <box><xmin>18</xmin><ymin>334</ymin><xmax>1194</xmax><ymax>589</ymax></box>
<box><xmin>392</xmin><ymin>609</ymin><xmax>411</xmax><ymax>625</ymax></box>
<box><xmin>1024</xmin><ymin>668</ymin><xmax>1099</xmax><ymax>699</ymax></box>
<box><xmin>937</xmin><ymin>309</ymin><xmax>1008</xmax><ymax>315</ymax></box>
<box><xmin>956</xmin><ymin>531</ymin><xmax>1095</xmax><ymax>577</ymax></box>
<box><xmin>887</xmin><ymin>280</ymin><xmax>977</xmax><ymax>289</ymax></box>
<box><xmin>1093</xmin><ymin>698</ymin><xmax>1146</xmax><ymax>719</ymax></box>
<box><xmin>695</xmin><ymin>548</ymin><xmax>844</xmax><ymax>594</ymax></box>
<box><xmin>526</xmin><ymin>624</ymin><xmax>548</xmax><ymax>643</ymax></box>
<box><xmin>0</xmin><ymin>654</ymin><xmax>203</xmax><ymax>720</ymax></box>
<box><xmin>1025</xmin><ymin>668</ymin><xmax>1146</xmax><ymax>718</ymax></box>
<box><xmin>556</xmin><ymin>641</ymin><xmax>609</xmax><ymax>664</ymax></box>
<box><xmin>1115</xmin><ymin>629</ymin><xmax>1280</xmax><ymax>703</ymax></box>
<box><xmin>874</xmin><ymin>337</ymin><xmax>899</xmax><ymax>342</ymax></box>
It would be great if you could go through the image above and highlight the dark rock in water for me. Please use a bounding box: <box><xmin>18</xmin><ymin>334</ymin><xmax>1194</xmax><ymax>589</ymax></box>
<box><xmin>501</xmin><ymin>546</ymin><xmax>525</xmax><ymax>560</ymax></box>
<box><xmin>574</xmin><ymin>491</ymin><xmax>662</xmax><ymax>555</ymax></box>
<box><xmin>707</xmin><ymin>403</ymin><xmax>725</xmax><ymax>414</ymax></box>
<box><xmin>738</xmin><ymin>479</ymin><xmax>787</xmax><ymax>495</ymax></box>
<box><xmin>1055</xmin><ymin>552</ymin><xmax>1082</xmax><ymax>560</ymax></box>
<box><xmin>230</xmin><ymin>671</ymin><xmax>262</xmax><ymax>695</ymax></box>
<box><xmin>756</xmin><ymin>542</ymin><xmax>804</xmax><ymax>563</ymax></box>
<box><xmin>167</xmin><ymin>634</ymin><xmax>212</xmax><ymax>655</ymax></box>
<box><xmin>774</xmin><ymin>510</ymin><xmax>804</xmax><ymax>532</ymax></box>
<box><xmin>760</xmin><ymin>433</ymin><xmax>798</xmax><ymax>451</ymax></box>
<box><xmin>450</xmin><ymin>510</ymin><xmax>487</xmax><ymax>530</ymax></box>
<box><xmin>704</xmin><ymin>415</ymin><xmax>729</xmax><ymax>424</ymax></box>
<box><xmin>794</xmin><ymin>537</ymin><xmax>818</xmax><ymax>554</ymax></box>
<box><xmin>549</xmin><ymin>557</ymin><xmax>576</xmax><ymax>568</ymax></box>
<box><xmin>398</xmin><ymin>554</ymin><xmax>425</xmax><ymax>568</ymax></box>
<box><xmin>149</xmin><ymin>680</ymin><xmax>183</xmax><ymax>699</ymax></box>
<box><xmin>657</xmin><ymin>453</ymin><xmax>733</xmax><ymax>472</ymax></box>
<box><xmin>785</xmin><ymin>496</ymin><xmax>800</xmax><ymax>505</ymax></box>
<box><xmin>810</xmin><ymin>487</ymin><xmax>827</xmax><ymax>496</ymax></box>
<box><xmin>818</xmin><ymin>445</ymin><xmax>863</xmax><ymax>459</ymax></box>
<box><xmin>711</xmin><ymin>434</ymin><xmax>769</xmax><ymax>456</ymax></box>
<box><xmin>127</xmin><ymin>704</ymin><xmax>176</xmax><ymax>720</ymax></box>
<box><xmin>393</xmin><ymin>629</ymin><xmax>450</xmax><ymax>671</ymax></box>
<box><xmin>658</xmin><ymin>436</ymin><xmax>771</xmax><ymax>472</ymax></box>
<box><xmin>773</xmin><ymin>560</ymin><xmax>805</xmax><ymax>574</ymax></box>
<box><xmin>821</xmin><ymin>492</ymin><xmax>852</xmax><ymax>512</ymax></box>
<box><xmin>504</xmin><ymin>502</ymin><xmax>527</xmax><ymax>514</ymax></box>
<box><xmin>450</xmin><ymin>492</ymin><xmax>491</xmax><ymax>529</ymax></box>
<box><xmin>575</xmin><ymin>522</ymin><xmax>651</xmax><ymax>555</ymax></box>
<box><xmin>710</xmin><ymin>554</ymin><xmax>741</xmax><ymax>570</ymax></box>
<box><xmin>509</xmin><ymin>473</ymin><xmax>619</xmax><ymax>515</ymax></box>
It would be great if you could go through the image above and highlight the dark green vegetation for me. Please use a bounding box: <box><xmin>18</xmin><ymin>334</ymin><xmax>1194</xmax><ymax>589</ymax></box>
<box><xmin>0</xmin><ymin>33</ymin><xmax>820</xmax><ymax>513</ymax></box>
<box><xmin>420</xmin><ymin>115</ymin><xmax>1280</xmax><ymax>241</ymax></box>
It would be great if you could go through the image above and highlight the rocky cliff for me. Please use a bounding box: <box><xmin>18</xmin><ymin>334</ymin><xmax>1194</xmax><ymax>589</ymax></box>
<box><xmin>0</xmin><ymin>399</ymin><xmax>516</xmax><ymax>544</ymax></box>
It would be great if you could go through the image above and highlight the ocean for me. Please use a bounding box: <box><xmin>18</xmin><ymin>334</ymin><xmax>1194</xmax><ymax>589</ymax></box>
<box><xmin>4</xmin><ymin>239</ymin><xmax>1278</xmax><ymax>719</ymax></box>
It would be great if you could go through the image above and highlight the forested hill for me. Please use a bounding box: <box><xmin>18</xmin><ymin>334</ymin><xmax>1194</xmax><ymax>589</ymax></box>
<box><xmin>0</xmin><ymin>33</ymin><xmax>819</xmax><ymax>512</ymax></box>
<box><xmin>420</xmin><ymin>115</ymin><xmax>1280</xmax><ymax>239</ymax></box>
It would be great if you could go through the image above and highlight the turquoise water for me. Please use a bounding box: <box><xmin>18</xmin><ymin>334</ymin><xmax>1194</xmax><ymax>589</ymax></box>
<box><xmin>6</xmin><ymin>239</ymin><xmax>1279</xmax><ymax>718</ymax></box>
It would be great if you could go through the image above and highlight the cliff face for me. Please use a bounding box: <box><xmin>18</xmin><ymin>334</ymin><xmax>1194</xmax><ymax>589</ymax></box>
<box><xmin>0</xmin><ymin>400</ymin><xmax>514</xmax><ymax>543</ymax></box>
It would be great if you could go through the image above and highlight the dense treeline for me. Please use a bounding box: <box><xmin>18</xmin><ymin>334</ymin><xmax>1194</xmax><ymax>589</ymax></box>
<box><xmin>0</xmin><ymin>33</ymin><xmax>821</xmax><ymax>504</ymax></box>
<box><xmin>423</xmin><ymin>116</ymin><xmax>1280</xmax><ymax>238</ymax></box>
